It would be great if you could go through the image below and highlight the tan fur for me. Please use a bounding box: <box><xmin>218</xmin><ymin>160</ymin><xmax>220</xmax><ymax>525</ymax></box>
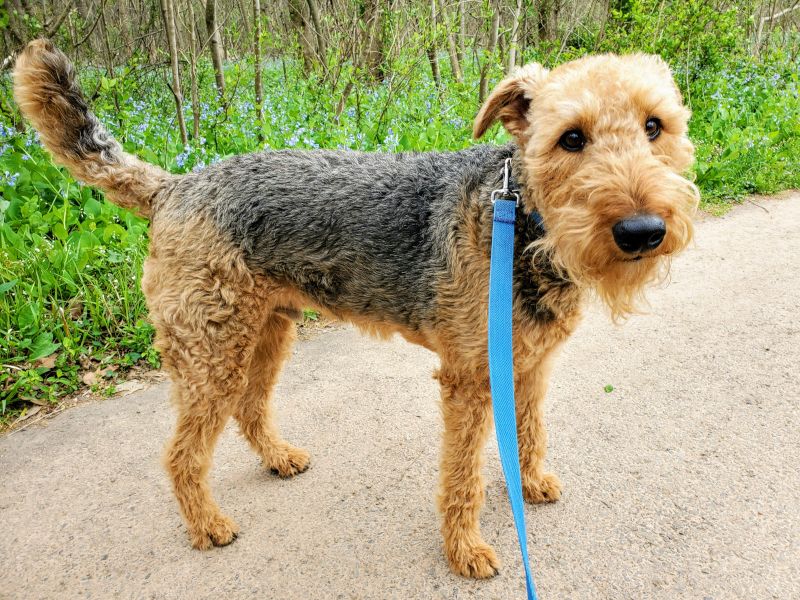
<box><xmin>14</xmin><ymin>40</ymin><xmax>698</xmax><ymax>582</ymax></box>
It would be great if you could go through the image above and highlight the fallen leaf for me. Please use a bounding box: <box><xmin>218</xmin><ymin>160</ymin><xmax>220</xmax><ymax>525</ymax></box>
<box><xmin>82</xmin><ymin>371</ymin><xmax>98</xmax><ymax>386</ymax></box>
<box><xmin>15</xmin><ymin>405</ymin><xmax>41</xmax><ymax>423</ymax></box>
<box><xmin>35</xmin><ymin>353</ymin><xmax>58</xmax><ymax>370</ymax></box>
<box><xmin>101</xmin><ymin>364</ymin><xmax>119</xmax><ymax>378</ymax></box>
<box><xmin>67</xmin><ymin>299</ymin><xmax>84</xmax><ymax>320</ymax></box>
<box><xmin>115</xmin><ymin>380</ymin><xmax>146</xmax><ymax>396</ymax></box>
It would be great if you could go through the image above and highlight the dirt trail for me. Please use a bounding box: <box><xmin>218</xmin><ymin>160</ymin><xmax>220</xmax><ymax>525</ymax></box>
<box><xmin>2</xmin><ymin>194</ymin><xmax>799</xmax><ymax>599</ymax></box>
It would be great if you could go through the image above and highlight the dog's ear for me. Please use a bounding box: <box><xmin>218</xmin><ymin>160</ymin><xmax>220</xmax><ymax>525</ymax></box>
<box><xmin>473</xmin><ymin>63</ymin><xmax>549</xmax><ymax>142</ymax></box>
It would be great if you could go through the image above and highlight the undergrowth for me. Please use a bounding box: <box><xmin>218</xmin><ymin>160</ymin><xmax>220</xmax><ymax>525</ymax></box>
<box><xmin>1</xmin><ymin>43</ymin><xmax>798</xmax><ymax>420</ymax></box>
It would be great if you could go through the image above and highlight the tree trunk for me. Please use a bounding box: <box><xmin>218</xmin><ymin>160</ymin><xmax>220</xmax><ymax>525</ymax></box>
<box><xmin>507</xmin><ymin>0</ymin><xmax>523</xmax><ymax>73</ymax></box>
<box><xmin>595</xmin><ymin>0</ymin><xmax>611</xmax><ymax>49</ymax></box>
<box><xmin>427</xmin><ymin>46</ymin><xmax>441</xmax><ymax>87</ymax></box>
<box><xmin>538</xmin><ymin>0</ymin><xmax>561</xmax><ymax>42</ymax></box>
<box><xmin>236</xmin><ymin>0</ymin><xmax>251</xmax><ymax>43</ymax></box>
<box><xmin>428</xmin><ymin>0</ymin><xmax>441</xmax><ymax>87</ymax></box>
<box><xmin>253</xmin><ymin>0</ymin><xmax>263</xmax><ymax>140</ymax></box>
<box><xmin>205</xmin><ymin>0</ymin><xmax>226</xmax><ymax>96</ymax></box>
<box><xmin>479</xmin><ymin>7</ymin><xmax>501</xmax><ymax>103</ymax></box>
<box><xmin>362</xmin><ymin>0</ymin><xmax>385</xmax><ymax>81</ymax></box>
<box><xmin>334</xmin><ymin>80</ymin><xmax>354</xmax><ymax>122</ymax></box>
<box><xmin>288</xmin><ymin>0</ymin><xmax>315</xmax><ymax>73</ymax></box>
<box><xmin>305</xmin><ymin>0</ymin><xmax>327</xmax><ymax>67</ymax></box>
<box><xmin>457</xmin><ymin>0</ymin><xmax>465</xmax><ymax>68</ymax></box>
<box><xmin>99</xmin><ymin>0</ymin><xmax>123</xmax><ymax>139</ymax></box>
<box><xmin>443</xmin><ymin>0</ymin><xmax>463</xmax><ymax>83</ymax></box>
<box><xmin>188</xmin><ymin>0</ymin><xmax>201</xmax><ymax>139</ymax></box>
<box><xmin>160</xmin><ymin>0</ymin><xmax>188</xmax><ymax>145</ymax></box>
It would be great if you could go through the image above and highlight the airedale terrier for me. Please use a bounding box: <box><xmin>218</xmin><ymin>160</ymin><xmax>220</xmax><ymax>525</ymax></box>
<box><xmin>14</xmin><ymin>40</ymin><xmax>698</xmax><ymax>579</ymax></box>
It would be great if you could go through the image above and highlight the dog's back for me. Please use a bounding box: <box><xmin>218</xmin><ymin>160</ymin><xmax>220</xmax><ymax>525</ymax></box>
<box><xmin>168</xmin><ymin>146</ymin><xmax>509</xmax><ymax>327</ymax></box>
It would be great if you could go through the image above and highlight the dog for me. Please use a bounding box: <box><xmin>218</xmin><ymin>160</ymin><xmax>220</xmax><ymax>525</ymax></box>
<box><xmin>13</xmin><ymin>39</ymin><xmax>698</xmax><ymax>579</ymax></box>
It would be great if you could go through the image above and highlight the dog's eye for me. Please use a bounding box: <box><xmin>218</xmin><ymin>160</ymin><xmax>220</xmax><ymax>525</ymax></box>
<box><xmin>645</xmin><ymin>117</ymin><xmax>661</xmax><ymax>140</ymax></box>
<box><xmin>559</xmin><ymin>130</ymin><xmax>586</xmax><ymax>152</ymax></box>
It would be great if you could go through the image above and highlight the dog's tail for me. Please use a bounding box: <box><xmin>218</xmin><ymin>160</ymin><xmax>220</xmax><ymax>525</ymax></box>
<box><xmin>13</xmin><ymin>39</ymin><xmax>172</xmax><ymax>218</ymax></box>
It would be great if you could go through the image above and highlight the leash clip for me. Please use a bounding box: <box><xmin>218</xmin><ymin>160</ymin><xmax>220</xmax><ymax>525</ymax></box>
<box><xmin>491</xmin><ymin>158</ymin><xmax>520</xmax><ymax>206</ymax></box>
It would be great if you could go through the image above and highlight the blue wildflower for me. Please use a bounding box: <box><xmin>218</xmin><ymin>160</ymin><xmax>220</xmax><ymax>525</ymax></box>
<box><xmin>175</xmin><ymin>148</ymin><xmax>191</xmax><ymax>168</ymax></box>
<box><xmin>3</xmin><ymin>171</ymin><xmax>20</xmax><ymax>186</ymax></box>
<box><xmin>25</xmin><ymin>131</ymin><xmax>40</xmax><ymax>147</ymax></box>
<box><xmin>384</xmin><ymin>127</ymin><xmax>399</xmax><ymax>150</ymax></box>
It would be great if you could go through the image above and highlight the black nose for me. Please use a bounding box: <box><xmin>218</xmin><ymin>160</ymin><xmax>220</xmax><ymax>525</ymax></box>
<box><xmin>612</xmin><ymin>214</ymin><xmax>666</xmax><ymax>253</ymax></box>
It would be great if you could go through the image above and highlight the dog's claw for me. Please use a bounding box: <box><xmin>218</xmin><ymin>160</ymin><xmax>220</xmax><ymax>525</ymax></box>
<box><xmin>267</xmin><ymin>444</ymin><xmax>311</xmax><ymax>478</ymax></box>
<box><xmin>212</xmin><ymin>531</ymin><xmax>238</xmax><ymax>547</ymax></box>
<box><xmin>446</xmin><ymin>539</ymin><xmax>501</xmax><ymax>579</ymax></box>
<box><xmin>190</xmin><ymin>514</ymin><xmax>239</xmax><ymax>550</ymax></box>
<box><xmin>523</xmin><ymin>472</ymin><xmax>562</xmax><ymax>504</ymax></box>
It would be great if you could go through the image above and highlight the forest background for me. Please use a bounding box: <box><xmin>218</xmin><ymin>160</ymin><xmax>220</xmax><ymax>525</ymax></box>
<box><xmin>0</xmin><ymin>0</ymin><xmax>798</xmax><ymax>420</ymax></box>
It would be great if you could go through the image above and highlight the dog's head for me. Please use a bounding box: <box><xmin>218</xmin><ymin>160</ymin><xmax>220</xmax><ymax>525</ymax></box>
<box><xmin>475</xmin><ymin>54</ymin><xmax>699</xmax><ymax>319</ymax></box>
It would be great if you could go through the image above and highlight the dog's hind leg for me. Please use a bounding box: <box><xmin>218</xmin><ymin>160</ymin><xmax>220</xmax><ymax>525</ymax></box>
<box><xmin>146</xmin><ymin>230</ymin><xmax>271</xmax><ymax>550</ymax></box>
<box><xmin>233</xmin><ymin>312</ymin><xmax>310</xmax><ymax>477</ymax></box>
<box><xmin>161</xmin><ymin>300</ymin><xmax>264</xmax><ymax>549</ymax></box>
<box><xmin>435</xmin><ymin>363</ymin><xmax>500</xmax><ymax>579</ymax></box>
<box><xmin>166</xmin><ymin>386</ymin><xmax>239</xmax><ymax>549</ymax></box>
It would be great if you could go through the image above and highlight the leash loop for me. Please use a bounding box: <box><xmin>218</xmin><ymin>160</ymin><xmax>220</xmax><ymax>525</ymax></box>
<box><xmin>488</xmin><ymin>158</ymin><xmax>538</xmax><ymax>600</ymax></box>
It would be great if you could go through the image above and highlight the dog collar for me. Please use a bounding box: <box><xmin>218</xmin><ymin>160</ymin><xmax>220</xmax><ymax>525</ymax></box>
<box><xmin>492</xmin><ymin>158</ymin><xmax>545</xmax><ymax>234</ymax></box>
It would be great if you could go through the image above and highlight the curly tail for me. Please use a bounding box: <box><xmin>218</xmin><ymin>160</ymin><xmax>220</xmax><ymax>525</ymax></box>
<box><xmin>13</xmin><ymin>39</ymin><xmax>173</xmax><ymax>218</ymax></box>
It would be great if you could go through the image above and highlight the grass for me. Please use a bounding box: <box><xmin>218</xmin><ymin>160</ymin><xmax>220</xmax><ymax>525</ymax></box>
<box><xmin>1</xmin><ymin>49</ymin><xmax>799</xmax><ymax>421</ymax></box>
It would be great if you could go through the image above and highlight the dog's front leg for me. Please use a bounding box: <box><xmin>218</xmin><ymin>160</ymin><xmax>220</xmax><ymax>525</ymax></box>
<box><xmin>435</xmin><ymin>366</ymin><xmax>499</xmax><ymax>579</ymax></box>
<box><xmin>515</xmin><ymin>356</ymin><xmax>562</xmax><ymax>504</ymax></box>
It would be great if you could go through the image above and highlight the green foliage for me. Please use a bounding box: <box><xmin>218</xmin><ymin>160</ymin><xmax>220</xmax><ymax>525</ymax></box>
<box><xmin>690</xmin><ymin>58</ymin><xmax>800</xmax><ymax>202</ymax></box>
<box><xmin>1</xmin><ymin>22</ymin><xmax>799</xmax><ymax>416</ymax></box>
<box><xmin>0</xmin><ymin>117</ymin><xmax>157</xmax><ymax>417</ymax></box>
<box><xmin>302</xmin><ymin>309</ymin><xmax>320</xmax><ymax>322</ymax></box>
<box><xmin>598</xmin><ymin>0</ymin><xmax>746</xmax><ymax>73</ymax></box>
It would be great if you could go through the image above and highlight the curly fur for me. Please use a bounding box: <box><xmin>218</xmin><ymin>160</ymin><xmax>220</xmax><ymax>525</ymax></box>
<box><xmin>14</xmin><ymin>40</ymin><xmax>697</xmax><ymax>580</ymax></box>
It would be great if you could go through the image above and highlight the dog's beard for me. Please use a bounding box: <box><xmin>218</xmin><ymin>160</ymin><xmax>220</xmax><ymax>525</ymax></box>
<box><xmin>527</xmin><ymin>183</ymin><xmax>697</xmax><ymax>321</ymax></box>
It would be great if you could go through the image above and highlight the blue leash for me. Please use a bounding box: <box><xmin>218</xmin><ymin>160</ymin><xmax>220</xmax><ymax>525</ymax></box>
<box><xmin>488</xmin><ymin>158</ymin><xmax>538</xmax><ymax>600</ymax></box>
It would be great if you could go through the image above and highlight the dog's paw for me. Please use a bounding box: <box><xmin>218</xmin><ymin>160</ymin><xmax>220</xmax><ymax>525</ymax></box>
<box><xmin>268</xmin><ymin>443</ymin><xmax>311</xmax><ymax>478</ymax></box>
<box><xmin>189</xmin><ymin>514</ymin><xmax>239</xmax><ymax>550</ymax></box>
<box><xmin>523</xmin><ymin>472</ymin><xmax>562</xmax><ymax>504</ymax></box>
<box><xmin>446</xmin><ymin>539</ymin><xmax>501</xmax><ymax>579</ymax></box>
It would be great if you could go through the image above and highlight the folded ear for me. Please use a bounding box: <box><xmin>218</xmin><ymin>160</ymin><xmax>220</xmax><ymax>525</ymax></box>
<box><xmin>473</xmin><ymin>63</ymin><xmax>549</xmax><ymax>143</ymax></box>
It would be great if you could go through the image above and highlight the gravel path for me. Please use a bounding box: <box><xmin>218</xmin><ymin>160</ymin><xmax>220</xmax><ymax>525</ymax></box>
<box><xmin>2</xmin><ymin>194</ymin><xmax>798</xmax><ymax>599</ymax></box>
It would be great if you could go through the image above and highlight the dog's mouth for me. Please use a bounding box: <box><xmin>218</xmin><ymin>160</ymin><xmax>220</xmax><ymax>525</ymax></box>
<box><xmin>621</xmin><ymin>252</ymin><xmax>658</xmax><ymax>263</ymax></box>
